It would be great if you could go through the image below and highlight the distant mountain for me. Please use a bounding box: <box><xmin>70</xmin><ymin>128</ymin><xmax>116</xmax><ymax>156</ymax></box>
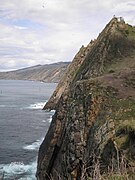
<box><xmin>0</xmin><ymin>62</ymin><xmax>70</xmax><ymax>83</ymax></box>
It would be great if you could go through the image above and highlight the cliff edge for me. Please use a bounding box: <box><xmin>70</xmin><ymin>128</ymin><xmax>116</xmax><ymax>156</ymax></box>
<box><xmin>37</xmin><ymin>17</ymin><xmax>135</xmax><ymax>179</ymax></box>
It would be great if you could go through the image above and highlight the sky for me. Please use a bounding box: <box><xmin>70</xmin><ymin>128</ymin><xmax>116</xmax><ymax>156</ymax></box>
<box><xmin>0</xmin><ymin>0</ymin><xmax>135</xmax><ymax>71</ymax></box>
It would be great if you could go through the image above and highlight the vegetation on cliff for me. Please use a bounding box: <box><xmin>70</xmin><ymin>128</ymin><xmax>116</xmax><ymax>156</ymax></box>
<box><xmin>37</xmin><ymin>17</ymin><xmax>135</xmax><ymax>180</ymax></box>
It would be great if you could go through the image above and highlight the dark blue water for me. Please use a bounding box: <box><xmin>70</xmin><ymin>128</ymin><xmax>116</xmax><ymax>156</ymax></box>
<box><xmin>0</xmin><ymin>80</ymin><xmax>57</xmax><ymax>179</ymax></box>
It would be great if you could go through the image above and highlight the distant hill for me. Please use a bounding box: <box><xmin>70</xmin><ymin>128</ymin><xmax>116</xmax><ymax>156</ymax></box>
<box><xmin>0</xmin><ymin>62</ymin><xmax>70</xmax><ymax>83</ymax></box>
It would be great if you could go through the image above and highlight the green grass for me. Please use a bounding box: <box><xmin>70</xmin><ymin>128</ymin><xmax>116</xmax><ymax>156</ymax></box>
<box><xmin>125</xmin><ymin>24</ymin><xmax>135</xmax><ymax>38</ymax></box>
<box><xmin>106</xmin><ymin>96</ymin><xmax>135</xmax><ymax>121</ymax></box>
<box><xmin>117</xmin><ymin>23</ymin><xmax>135</xmax><ymax>38</ymax></box>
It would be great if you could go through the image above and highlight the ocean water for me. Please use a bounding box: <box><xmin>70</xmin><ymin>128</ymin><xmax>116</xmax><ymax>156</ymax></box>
<box><xmin>0</xmin><ymin>80</ymin><xmax>57</xmax><ymax>180</ymax></box>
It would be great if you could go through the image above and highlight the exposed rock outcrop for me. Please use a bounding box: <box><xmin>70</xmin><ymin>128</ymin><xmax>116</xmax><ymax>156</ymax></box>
<box><xmin>43</xmin><ymin>41</ymin><xmax>95</xmax><ymax>110</ymax></box>
<box><xmin>37</xmin><ymin>17</ymin><xmax>135</xmax><ymax>179</ymax></box>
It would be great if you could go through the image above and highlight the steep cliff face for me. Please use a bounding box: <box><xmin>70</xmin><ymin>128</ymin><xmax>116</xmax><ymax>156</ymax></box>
<box><xmin>43</xmin><ymin>41</ymin><xmax>95</xmax><ymax>110</ymax></box>
<box><xmin>37</xmin><ymin>18</ymin><xmax>135</xmax><ymax>179</ymax></box>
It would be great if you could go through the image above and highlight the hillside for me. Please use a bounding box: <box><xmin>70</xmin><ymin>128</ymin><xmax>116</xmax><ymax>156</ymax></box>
<box><xmin>37</xmin><ymin>17</ymin><xmax>135</xmax><ymax>180</ymax></box>
<box><xmin>0</xmin><ymin>62</ymin><xmax>70</xmax><ymax>83</ymax></box>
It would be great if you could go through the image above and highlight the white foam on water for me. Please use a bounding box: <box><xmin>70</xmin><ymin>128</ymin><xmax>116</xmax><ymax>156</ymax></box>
<box><xmin>48</xmin><ymin>116</ymin><xmax>52</xmax><ymax>123</ymax></box>
<box><xmin>50</xmin><ymin>110</ymin><xmax>56</xmax><ymax>113</ymax></box>
<box><xmin>0</xmin><ymin>137</ymin><xmax>44</xmax><ymax>179</ymax></box>
<box><xmin>23</xmin><ymin>138</ymin><xmax>44</xmax><ymax>151</ymax></box>
<box><xmin>26</xmin><ymin>102</ymin><xmax>47</xmax><ymax>110</ymax></box>
<box><xmin>0</xmin><ymin>161</ymin><xmax>37</xmax><ymax>180</ymax></box>
<box><xmin>42</xmin><ymin>116</ymin><xmax>52</xmax><ymax>123</ymax></box>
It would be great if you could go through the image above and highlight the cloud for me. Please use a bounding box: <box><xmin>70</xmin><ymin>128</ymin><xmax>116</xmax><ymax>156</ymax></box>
<box><xmin>0</xmin><ymin>0</ymin><xmax>135</xmax><ymax>71</ymax></box>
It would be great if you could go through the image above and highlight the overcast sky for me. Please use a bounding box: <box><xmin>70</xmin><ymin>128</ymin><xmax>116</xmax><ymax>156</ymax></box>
<box><xmin>0</xmin><ymin>0</ymin><xmax>135</xmax><ymax>71</ymax></box>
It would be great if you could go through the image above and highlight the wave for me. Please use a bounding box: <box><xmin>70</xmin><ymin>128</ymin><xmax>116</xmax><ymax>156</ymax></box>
<box><xmin>23</xmin><ymin>138</ymin><xmax>44</xmax><ymax>151</ymax></box>
<box><xmin>0</xmin><ymin>161</ymin><xmax>36</xmax><ymax>180</ymax></box>
<box><xmin>26</xmin><ymin>102</ymin><xmax>46</xmax><ymax>110</ymax></box>
<box><xmin>0</xmin><ymin>105</ymin><xmax>6</xmax><ymax>107</ymax></box>
<box><xmin>48</xmin><ymin>116</ymin><xmax>52</xmax><ymax>123</ymax></box>
<box><xmin>0</xmin><ymin>137</ymin><xmax>44</xmax><ymax>179</ymax></box>
<box><xmin>0</xmin><ymin>105</ymin><xmax>17</xmax><ymax>108</ymax></box>
<box><xmin>0</xmin><ymin>102</ymin><xmax>47</xmax><ymax>110</ymax></box>
<box><xmin>50</xmin><ymin>110</ymin><xmax>56</xmax><ymax>113</ymax></box>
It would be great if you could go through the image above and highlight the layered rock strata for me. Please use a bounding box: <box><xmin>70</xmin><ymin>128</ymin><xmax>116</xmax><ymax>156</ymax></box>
<box><xmin>37</xmin><ymin>17</ymin><xmax>135</xmax><ymax>180</ymax></box>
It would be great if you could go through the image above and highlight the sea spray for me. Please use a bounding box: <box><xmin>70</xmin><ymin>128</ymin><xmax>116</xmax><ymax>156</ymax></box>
<box><xmin>23</xmin><ymin>138</ymin><xmax>44</xmax><ymax>151</ymax></box>
<box><xmin>0</xmin><ymin>161</ymin><xmax>37</xmax><ymax>180</ymax></box>
<box><xmin>26</xmin><ymin>102</ymin><xmax>47</xmax><ymax>110</ymax></box>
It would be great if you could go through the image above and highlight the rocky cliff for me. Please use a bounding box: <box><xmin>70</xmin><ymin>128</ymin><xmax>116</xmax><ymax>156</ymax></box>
<box><xmin>43</xmin><ymin>40</ymin><xmax>95</xmax><ymax>110</ymax></box>
<box><xmin>0</xmin><ymin>62</ymin><xmax>70</xmax><ymax>83</ymax></box>
<box><xmin>37</xmin><ymin>17</ymin><xmax>135</xmax><ymax>179</ymax></box>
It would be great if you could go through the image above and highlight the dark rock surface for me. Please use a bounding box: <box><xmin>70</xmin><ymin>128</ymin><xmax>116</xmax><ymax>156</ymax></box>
<box><xmin>37</xmin><ymin>17</ymin><xmax>135</xmax><ymax>180</ymax></box>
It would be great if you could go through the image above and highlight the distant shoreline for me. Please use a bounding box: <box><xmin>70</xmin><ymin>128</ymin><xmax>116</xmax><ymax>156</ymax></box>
<box><xmin>0</xmin><ymin>62</ymin><xmax>70</xmax><ymax>83</ymax></box>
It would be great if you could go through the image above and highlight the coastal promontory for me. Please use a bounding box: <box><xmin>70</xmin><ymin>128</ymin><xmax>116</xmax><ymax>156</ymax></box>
<box><xmin>37</xmin><ymin>17</ymin><xmax>135</xmax><ymax>179</ymax></box>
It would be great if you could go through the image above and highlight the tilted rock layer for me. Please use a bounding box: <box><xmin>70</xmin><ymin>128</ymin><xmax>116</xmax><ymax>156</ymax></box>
<box><xmin>37</xmin><ymin>18</ymin><xmax>135</xmax><ymax>179</ymax></box>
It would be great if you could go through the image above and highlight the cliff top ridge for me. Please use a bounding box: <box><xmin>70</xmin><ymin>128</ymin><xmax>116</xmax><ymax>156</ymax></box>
<box><xmin>44</xmin><ymin>16</ymin><xmax>135</xmax><ymax>110</ymax></box>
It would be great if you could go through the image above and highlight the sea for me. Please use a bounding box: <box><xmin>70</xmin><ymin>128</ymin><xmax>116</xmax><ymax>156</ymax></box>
<box><xmin>0</xmin><ymin>80</ymin><xmax>57</xmax><ymax>180</ymax></box>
